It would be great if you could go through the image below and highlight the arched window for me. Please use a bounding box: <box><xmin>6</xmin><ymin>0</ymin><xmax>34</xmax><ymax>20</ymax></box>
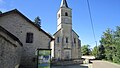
<box><xmin>65</xmin><ymin>12</ymin><xmax>68</xmax><ymax>16</ymax></box>
<box><xmin>74</xmin><ymin>38</ymin><xmax>76</xmax><ymax>43</ymax></box>
<box><xmin>66</xmin><ymin>37</ymin><xmax>68</xmax><ymax>43</ymax></box>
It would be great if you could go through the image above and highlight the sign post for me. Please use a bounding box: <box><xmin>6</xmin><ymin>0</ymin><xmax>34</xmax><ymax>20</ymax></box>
<box><xmin>37</xmin><ymin>49</ymin><xmax>51</xmax><ymax>68</ymax></box>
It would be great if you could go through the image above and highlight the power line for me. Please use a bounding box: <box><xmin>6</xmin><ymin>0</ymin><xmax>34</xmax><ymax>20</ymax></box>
<box><xmin>87</xmin><ymin>0</ymin><xmax>97</xmax><ymax>46</ymax></box>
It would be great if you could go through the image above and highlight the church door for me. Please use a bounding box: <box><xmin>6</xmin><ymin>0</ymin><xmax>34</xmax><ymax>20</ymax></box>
<box><xmin>64</xmin><ymin>50</ymin><xmax>71</xmax><ymax>59</ymax></box>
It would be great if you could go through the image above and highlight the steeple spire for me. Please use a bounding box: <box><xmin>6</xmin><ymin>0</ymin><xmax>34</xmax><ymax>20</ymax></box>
<box><xmin>60</xmin><ymin>0</ymin><xmax>69</xmax><ymax>8</ymax></box>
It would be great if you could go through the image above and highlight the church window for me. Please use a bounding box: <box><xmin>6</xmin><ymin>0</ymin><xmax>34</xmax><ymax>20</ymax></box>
<box><xmin>58</xmin><ymin>14</ymin><xmax>60</xmax><ymax>18</ymax></box>
<box><xmin>74</xmin><ymin>38</ymin><xmax>76</xmax><ymax>43</ymax></box>
<box><xmin>57</xmin><ymin>37</ymin><xmax>59</xmax><ymax>43</ymax></box>
<box><xmin>26</xmin><ymin>32</ymin><xmax>33</xmax><ymax>43</ymax></box>
<box><xmin>66</xmin><ymin>37</ymin><xmax>68</xmax><ymax>43</ymax></box>
<box><xmin>65</xmin><ymin>12</ymin><xmax>68</xmax><ymax>16</ymax></box>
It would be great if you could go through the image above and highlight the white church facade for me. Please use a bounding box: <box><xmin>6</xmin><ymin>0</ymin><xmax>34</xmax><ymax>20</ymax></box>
<box><xmin>51</xmin><ymin>0</ymin><xmax>81</xmax><ymax>60</ymax></box>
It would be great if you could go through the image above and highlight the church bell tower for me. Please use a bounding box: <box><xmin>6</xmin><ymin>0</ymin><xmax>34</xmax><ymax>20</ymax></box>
<box><xmin>57</xmin><ymin>0</ymin><xmax>72</xmax><ymax>31</ymax></box>
<box><xmin>53</xmin><ymin>0</ymin><xmax>81</xmax><ymax>60</ymax></box>
<box><xmin>56</xmin><ymin>0</ymin><xmax>73</xmax><ymax>59</ymax></box>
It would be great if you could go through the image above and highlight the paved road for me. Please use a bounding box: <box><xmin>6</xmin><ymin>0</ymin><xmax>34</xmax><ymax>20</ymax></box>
<box><xmin>51</xmin><ymin>60</ymin><xmax>120</xmax><ymax>68</ymax></box>
<box><xmin>92</xmin><ymin>60</ymin><xmax>120</xmax><ymax>68</ymax></box>
<box><xmin>51</xmin><ymin>65</ymin><xmax>88</xmax><ymax>68</ymax></box>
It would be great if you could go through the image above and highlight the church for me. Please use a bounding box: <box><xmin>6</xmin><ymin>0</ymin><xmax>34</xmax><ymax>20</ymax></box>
<box><xmin>51</xmin><ymin>0</ymin><xmax>81</xmax><ymax>60</ymax></box>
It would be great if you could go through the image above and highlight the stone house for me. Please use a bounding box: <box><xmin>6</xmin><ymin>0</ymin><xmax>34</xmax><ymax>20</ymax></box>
<box><xmin>0</xmin><ymin>9</ymin><xmax>54</xmax><ymax>68</ymax></box>
<box><xmin>0</xmin><ymin>26</ymin><xmax>23</xmax><ymax>68</ymax></box>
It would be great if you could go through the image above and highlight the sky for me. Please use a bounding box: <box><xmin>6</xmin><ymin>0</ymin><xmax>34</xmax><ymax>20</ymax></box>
<box><xmin>0</xmin><ymin>0</ymin><xmax>120</xmax><ymax>48</ymax></box>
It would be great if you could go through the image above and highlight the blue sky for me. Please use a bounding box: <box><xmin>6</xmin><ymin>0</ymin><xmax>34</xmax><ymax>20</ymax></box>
<box><xmin>0</xmin><ymin>0</ymin><xmax>120</xmax><ymax>48</ymax></box>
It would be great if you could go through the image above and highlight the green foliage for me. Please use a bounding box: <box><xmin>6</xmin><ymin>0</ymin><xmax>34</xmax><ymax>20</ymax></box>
<box><xmin>99</xmin><ymin>28</ymin><xmax>114</xmax><ymax>61</ymax></box>
<box><xmin>34</xmin><ymin>16</ymin><xmax>41</xmax><ymax>27</ymax></box>
<box><xmin>97</xmin><ymin>44</ymin><xmax>105</xmax><ymax>60</ymax></box>
<box><xmin>92</xmin><ymin>44</ymin><xmax>105</xmax><ymax>60</ymax></box>
<box><xmin>97</xmin><ymin>26</ymin><xmax>120</xmax><ymax>64</ymax></box>
<box><xmin>81</xmin><ymin>45</ymin><xmax>91</xmax><ymax>56</ymax></box>
<box><xmin>112</xmin><ymin>26</ymin><xmax>120</xmax><ymax>64</ymax></box>
<box><xmin>92</xmin><ymin>46</ymin><xmax>98</xmax><ymax>58</ymax></box>
<box><xmin>100</xmin><ymin>28</ymin><xmax>113</xmax><ymax>46</ymax></box>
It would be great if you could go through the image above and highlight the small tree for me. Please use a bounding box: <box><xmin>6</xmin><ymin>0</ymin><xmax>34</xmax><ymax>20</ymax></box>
<box><xmin>34</xmin><ymin>16</ymin><xmax>41</xmax><ymax>27</ymax></box>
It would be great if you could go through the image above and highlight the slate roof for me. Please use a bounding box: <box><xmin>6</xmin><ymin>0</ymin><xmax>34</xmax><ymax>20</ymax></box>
<box><xmin>53</xmin><ymin>28</ymin><xmax>62</xmax><ymax>36</ymax></box>
<box><xmin>53</xmin><ymin>28</ymin><xmax>79</xmax><ymax>37</ymax></box>
<box><xmin>60</xmin><ymin>0</ymin><xmax>69</xmax><ymax>8</ymax></box>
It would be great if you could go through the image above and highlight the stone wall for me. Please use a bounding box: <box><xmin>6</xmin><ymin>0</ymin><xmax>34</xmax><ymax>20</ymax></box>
<box><xmin>72</xmin><ymin>30</ymin><xmax>81</xmax><ymax>59</ymax></box>
<box><xmin>0</xmin><ymin>26</ymin><xmax>22</xmax><ymax>68</ymax></box>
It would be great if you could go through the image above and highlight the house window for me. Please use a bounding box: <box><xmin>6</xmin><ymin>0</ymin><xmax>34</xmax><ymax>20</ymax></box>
<box><xmin>66</xmin><ymin>37</ymin><xmax>68</xmax><ymax>43</ymax></box>
<box><xmin>74</xmin><ymin>38</ymin><xmax>76</xmax><ymax>43</ymax></box>
<box><xmin>57</xmin><ymin>37</ymin><xmax>59</xmax><ymax>43</ymax></box>
<box><xmin>65</xmin><ymin>12</ymin><xmax>68</xmax><ymax>16</ymax></box>
<box><xmin>26</xmin><ymin>32</ymin><xmax>33</xmax><ymax>43</ymax></box>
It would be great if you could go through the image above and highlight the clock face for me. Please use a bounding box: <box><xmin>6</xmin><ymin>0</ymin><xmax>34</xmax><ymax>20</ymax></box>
<box><xmin>65</xmin><ymin>18</ymin><xmax>68</xmax><ymax>23</ymax></box>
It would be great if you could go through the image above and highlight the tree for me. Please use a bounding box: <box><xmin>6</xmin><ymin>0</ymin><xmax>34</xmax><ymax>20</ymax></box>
<box><xmin>97</xmin><ymin>44</ymin><xmax>105</xmax><ymax>60</ymax></box>
<box><xmin>34</xmin><ymin>16</ymin><xmax>41</xmax><ymax>27</ymax></box>
<box><xmin>92</xmin><ymin>46</ymin><xmax>98</xmax><ymax>58</ymax></box>
<box><xmin>112</xmin><ymin>26</ymin><xmax>120</xmax><ymax>63</ymax></box>
<box><xmin>98</xmin><ymin>26</ymin><xmax>120</xmax><ymax>64</ymax></box>
<box><xmin>92</xmin><ymin>44</ymin><xmax>105</xmax><ymax>60</ymax></box>
<box><xmin>100</xmin><ymin>28</ymin><xmax>114</xmax><ymax>61</ymax></box>
<box><xmin>81</xmin><ymin>45</ymin><xmax>91</xmax><ymax>55</ymax></box>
